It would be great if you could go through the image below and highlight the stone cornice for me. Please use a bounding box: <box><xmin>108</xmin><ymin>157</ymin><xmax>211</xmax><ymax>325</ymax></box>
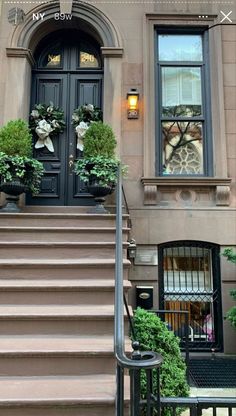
<box><xmin>6</xmin><ymin>47</ymin><xmax>35</xmax><ymax>66</ymax></box>
<box><xmin>101</xmin><ymin>47</ymin><xmax>123</xmax><ymax>57</ymax></box>
<box><xmin>141</xmin><ymin>177</ymin><xmax>231</xmax><ymax>187</ymax></box>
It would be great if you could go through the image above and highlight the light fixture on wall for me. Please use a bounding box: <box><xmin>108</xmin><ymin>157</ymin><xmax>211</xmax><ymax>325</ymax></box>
<box><xmin>127</xmin><ymin>89</ymin><xmax>139</xmax><ymax>119</ymax></box>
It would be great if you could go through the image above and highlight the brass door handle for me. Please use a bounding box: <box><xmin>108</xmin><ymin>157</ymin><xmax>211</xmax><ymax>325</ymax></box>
<box><xmin>69</xmin><ymin>160</ymin><xmax>74</xmax><ymax>168</ymax></box>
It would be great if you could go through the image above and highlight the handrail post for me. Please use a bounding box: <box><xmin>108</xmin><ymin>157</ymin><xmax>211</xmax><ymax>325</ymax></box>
<box><xmin>116</xmin><ymin>363</ymin><xmax>124</xmax><ymax>416</ymax></box>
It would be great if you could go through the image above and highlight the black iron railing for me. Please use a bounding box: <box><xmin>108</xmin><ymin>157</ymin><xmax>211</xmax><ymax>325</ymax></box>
<box><xmin>160</xmin><ymin>397</ymin><xmax>236</xmax><ymax>416</ymax></box>
<box><xmin>115</xmin><ymin>164</ymin><xmax>163</xmax><ymax>416</ymax></box>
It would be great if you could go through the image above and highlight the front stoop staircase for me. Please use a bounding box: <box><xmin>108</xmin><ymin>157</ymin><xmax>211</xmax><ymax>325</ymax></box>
<box><xmin>0</xmin><ymin>209</ymin><xmax>131</xmax><ymax>416</ymax></box>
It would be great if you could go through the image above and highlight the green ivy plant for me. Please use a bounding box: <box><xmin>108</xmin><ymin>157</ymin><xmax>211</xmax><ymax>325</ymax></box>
<box><xmin>74</xmin><ymin>155</ymin><xmax>126</xmax><ymax>187</ymax></box>
<box><xmin>0</xmin><ymin>152</ymin><xmax>44</xmax><ymax>195</ymax></box>
<box><xmin>222</xmin><ymin>248</ymin><xmax>236</xmax><ymax>329</ymax></box>
<box><xmin>132</xmin><ymin>308</ymin><xmax>189</xmax><ymax>416</ymax></box>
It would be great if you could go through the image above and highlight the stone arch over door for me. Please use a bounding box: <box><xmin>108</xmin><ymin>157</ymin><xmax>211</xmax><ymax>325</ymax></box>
<box><xmin>10</xmin><ymin>2</ymin><xmax>123</xmax><ymax>51</ymax></box>
<box><xmin>5</xmin><ymin>2</ymin><xmax>123</xmax><ymax>150</ymax></box>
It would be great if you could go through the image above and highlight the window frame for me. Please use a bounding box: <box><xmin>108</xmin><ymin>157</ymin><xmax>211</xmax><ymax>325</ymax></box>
<box><xmin>155</xmin><ymin>27</ymin><xmax>213</xmax><ymax>177</ymax></box>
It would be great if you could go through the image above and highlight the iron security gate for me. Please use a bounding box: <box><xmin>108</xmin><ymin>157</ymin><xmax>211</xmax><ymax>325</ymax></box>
<box><xmin>158</xmin><ymin>241</ymin><xmax>223</xmax><ymax>351</ymax></box>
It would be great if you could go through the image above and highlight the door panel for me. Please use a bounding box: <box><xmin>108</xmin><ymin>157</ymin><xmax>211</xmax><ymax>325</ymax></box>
<box><xmin>67</xmin><ymin>75</ymin><xmax>103</xmax><ymax>206</ymax></box>
<box><xmin>27</xmin><ymin>74</ymin><xmax>67</xmax><ymax>206</ymax></box>
<box><xmin>28</xmin><ymin>73</ymin><xmax>103</xmax><ymax>206</ymax></box>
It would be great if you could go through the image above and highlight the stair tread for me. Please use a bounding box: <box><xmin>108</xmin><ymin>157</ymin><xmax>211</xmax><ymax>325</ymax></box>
<box><xmin>0</xmin><ymin>242</ymin><xmax>128</xmax><ymax>247</ymax></box>
<box><xmin>0</xmin><ymin>258</ymin><xmax>130</xmax><ymax>266</ymax></box>
<box><xmin>0</xmin><ymin>304</ymin><xmax>131</xmax><ymax>318</ymax></box>
<box><xmin>0</xmin><ymin>279</ymin><xmax>131</xmax><ymax>290</ymax></box>
<box><xmin>0</xmin><ymin>374</ymin><xmax>129</xmax><ymax>403</ymax></box>
<box><xmin>0</xmin><ymin>226</ymin><xmax>129</xmax><ymax>231</ymax></box>
<box><xmin>0</xmin><ymin>335</ymin><xmax>131</xmax><ymax>354</ymax></box>
<box><xmin>0</xmin><ymin>213</ymin><xmax>129</xmax><ymax>219</ymax></box>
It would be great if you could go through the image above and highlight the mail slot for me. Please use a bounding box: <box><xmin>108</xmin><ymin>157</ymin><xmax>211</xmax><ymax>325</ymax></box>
<box><xmin>136</xmin><ymin>286</ymin><xmax>153</xmax><ymax>310</ymax></box>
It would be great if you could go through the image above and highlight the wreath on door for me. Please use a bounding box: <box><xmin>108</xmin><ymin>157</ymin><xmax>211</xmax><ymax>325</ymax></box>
<box><xmin>29</xmin><ymin>102</ymin><xmax>66</xmax><ymax>153</ymax></box>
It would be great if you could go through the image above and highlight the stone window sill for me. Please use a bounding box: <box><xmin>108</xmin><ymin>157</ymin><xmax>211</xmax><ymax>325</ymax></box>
<box><xmin>141</xmin><ymin>177</ymin><xmax>232</xmax><ymax>206</ymax></box>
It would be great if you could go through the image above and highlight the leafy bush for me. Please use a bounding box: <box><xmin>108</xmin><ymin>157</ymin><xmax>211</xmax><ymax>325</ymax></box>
<box><xmin>222</xmin><ymin>248</ymin><xmax>236</xmax><ymax>263</ymax></box>
<box><xmin>226</xmin><ymin>291</ymin><xmax>236</xmax><ymax>329</ymax></box>
<box><xmin>132</xmin><ymin>308</ymin><xmax>189</xmax><ymax>415</ymax></box>
<box><xmin>222</xmin><ymin>249</ymin><xmax>236</xmax><ymax>329</ymax></box>
<box><xmin>0</xmin><ymin>119</ymin><xmax>33</xmax><ymax>157</ymax></box>
<box><xmin>83</xmin><ymin>122</ymin><xmax>117</xmax><ymax>158</ymax></box>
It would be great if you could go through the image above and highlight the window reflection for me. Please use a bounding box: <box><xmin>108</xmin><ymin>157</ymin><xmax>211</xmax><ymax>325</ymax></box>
<box><xmin>158</xmin><ymin>35</ymin><xmax>203</xmax><ymax>61</ymax></box>
<box><xmin>162</xmin><ymin>121</ymin><xmax>203</xmax><ymax>174</ymax></box>
<box><xmin>162</xmin><ymin>67</ymin><xmax>202</xmax><ymax>117</ymax></box>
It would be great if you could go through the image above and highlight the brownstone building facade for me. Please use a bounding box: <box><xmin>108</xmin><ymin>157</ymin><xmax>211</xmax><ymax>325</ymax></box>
<box><xmin>0</xmin><ymin>0</ymin><xmax>236</xmax><ymax>354</ymax></box>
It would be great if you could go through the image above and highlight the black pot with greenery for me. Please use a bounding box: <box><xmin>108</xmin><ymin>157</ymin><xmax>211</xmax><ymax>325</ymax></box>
<box><xmin>74</xmin><ymin>121</ymin><xmax>125</xmax><ymax>214</ymax></box>
<box><xmin>0</xmin><ymin>119</ymin><xmax>44</xmax><ymax>212</ymax></box>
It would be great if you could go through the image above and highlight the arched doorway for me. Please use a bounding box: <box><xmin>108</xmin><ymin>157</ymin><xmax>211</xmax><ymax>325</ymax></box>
<box><xmin>27</xmin><ymin>29</ymin><xmax>103</xmax><ymax>206</ymax></box>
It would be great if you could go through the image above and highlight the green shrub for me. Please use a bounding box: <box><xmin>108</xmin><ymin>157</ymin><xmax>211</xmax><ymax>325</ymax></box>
<box><xmin>0</xmin><ymin>119</ymin><xmax>33</xmax><ymax>157</ymax></box>
<box><xmin>132</xmin><ymin>308</ymin><xmax>189</xmax><ymax>415</ymax></box>
<box><xmin>83</xmin><ymin>122</ymin><xmax>117</xmax><ymax>158</ymax></box>
<box><xmin>226</xmin><ymin>291</ymin><xmax>236</xmax><ymax>329</ymax></box>
<box><xmin>222</xmin><ymin>249</ymin><xmax>236</xmax><ymax>329</ymax></box>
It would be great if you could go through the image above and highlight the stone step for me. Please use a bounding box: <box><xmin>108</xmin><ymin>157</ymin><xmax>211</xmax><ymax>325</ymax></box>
<box><xmin>0</xmin><ymin>374</ymin><xmax>129</xmax><ymax>416</ymax></box>
<box><xmin>0</xmin><ymin>258</ymin><xmax>130</xmax><ymax>279</ymax></box>
<box><xmin>0</xmin><ymin>304</ymin><xmax>131</xmax><ymax>335</ymax></box>
<box><xmin>0</xmin><ymin>242</ymin><xmax>128</xmax><ymax>259</ymax></box>
<box><xmin>0</xmin><ymin>226</ymin><xmax>130</xmax><ymax>242</ymax></box>
<box><xmin>0</xmin><ymin>279</ymin><xmax>131</xmax><ymax>304</ymax></box>
<box><xmin>0</xmin><ymin>335</ymin><xmax>132</xmax><ymax>376</ymax></box>
<box><xmin>0</xmin><ymin>213</ymin><xmax>129</xmax><ymax>227</ymax></box>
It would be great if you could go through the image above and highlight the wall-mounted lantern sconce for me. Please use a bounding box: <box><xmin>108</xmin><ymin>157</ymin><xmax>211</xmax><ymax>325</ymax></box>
<box><xmin>127</xmin><ymin>238</ymin><xmax>137</xmax><ymax>260</ymax></box>
<box><xmin>127</xmin><ymin>89</ymin><xmax>139</xmax><ymax>119</ymax></box>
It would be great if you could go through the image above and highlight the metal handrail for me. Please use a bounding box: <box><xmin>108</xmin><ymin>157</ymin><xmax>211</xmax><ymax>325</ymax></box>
<box><xmin>115</xmin><ymin>164</ymin><xmax>163</xmax><ymax>415</ymax></box>
<box><xmin>122</xmin><ymin>184</ymin><xmax>132</xmax><ymax>230</ymax></box>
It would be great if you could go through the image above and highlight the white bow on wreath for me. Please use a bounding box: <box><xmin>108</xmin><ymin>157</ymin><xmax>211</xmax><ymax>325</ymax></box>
<box><xmin>35</xmin><ymin>119</ymin><xmax>54</xmax><ymax>152</ymax></box>
<box><xmin>75</xmin><ymin>121</ymin><xmax>89</xmax><ymax>151</ymax></box>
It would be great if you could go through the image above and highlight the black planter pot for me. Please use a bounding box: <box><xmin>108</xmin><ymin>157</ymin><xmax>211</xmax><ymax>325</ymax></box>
<box><xmin>87</xmin><ymin>183</ymin><xmax>113</xmax><ymax>214</ymax></box>
<box><xmin>0</xmin><ymin>181</ymin><xmax>26</xmax><ymax>212</ymax></box>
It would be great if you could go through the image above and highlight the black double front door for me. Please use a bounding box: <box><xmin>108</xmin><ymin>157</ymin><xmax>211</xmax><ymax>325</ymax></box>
<box><xmin>28</xmin><ymin>72</ymin><xmax>103</xmax><ymax>206</ymax></box>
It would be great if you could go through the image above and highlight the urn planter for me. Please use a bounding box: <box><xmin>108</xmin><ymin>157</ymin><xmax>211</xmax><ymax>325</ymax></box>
<box><xmin>0</xmin><ymin>180</ymin><xmax>26</xmax><ymax>212</ymax></box>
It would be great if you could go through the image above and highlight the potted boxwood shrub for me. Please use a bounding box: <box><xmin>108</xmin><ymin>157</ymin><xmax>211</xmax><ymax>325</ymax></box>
<box><xmin>74</xmin><ymin>121</ymin><xmax>124</xmax><ymax>213</ymax></box>
<box><xmin>0</xmin><ymin>119</ymin><xmax>44</xmax><ymax>212</ymax></box>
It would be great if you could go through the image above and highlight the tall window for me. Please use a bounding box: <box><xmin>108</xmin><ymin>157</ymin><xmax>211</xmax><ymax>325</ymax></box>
<box><xmin>156</xmin><ymin>30</ymin><xmax>212</xmax><ymax>176</ymax></box>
